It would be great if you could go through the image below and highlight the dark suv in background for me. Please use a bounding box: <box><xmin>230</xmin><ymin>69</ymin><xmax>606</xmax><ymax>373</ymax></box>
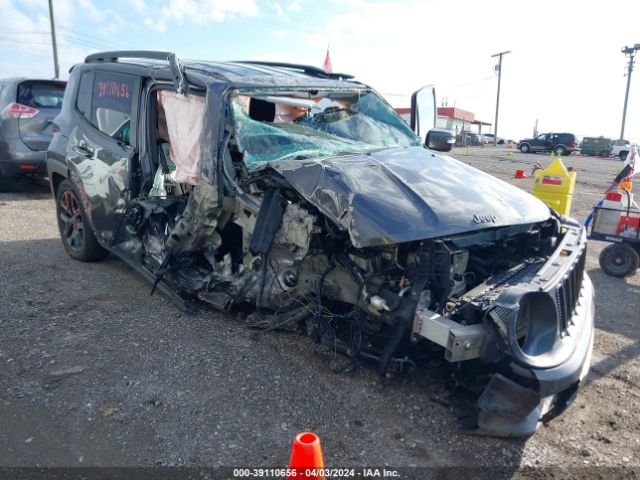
<box><xmin>518</xmin><ymin>132</ymin><xmax>579</xmax><ymax>155</ymax></box>
<box><xmin>0</xmin><ymin>78</ymin><xmax>66</xmax><ymax>189</ymax></box>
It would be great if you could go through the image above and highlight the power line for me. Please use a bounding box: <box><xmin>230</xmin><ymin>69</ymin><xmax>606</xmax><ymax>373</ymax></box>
<box><xmin>57</xmin><ymin>26</ymin><xmax>129</xmax><ymax>49</ymax></box>
<box><xmin>0</xmin><ymin>24</ymin><xmax>129</xmax><ymax>48</ymax></box>
<box><xmin>57</xmin><ymin>33</ymin><xmax>126</xmax><ymax>50</ymax></box>
<box><xmin>0</xmin><ymin>33</ymin><xmax>134</xmax><ymax>55</ymax></box>
<box><xmin>0</xmin><ymin>38</ymin><xmax>52</xmax><ymax>46</ymax></box>
<box><xmin>0</xmin><ymin>29</ymin><xmax>128</xmax><ymax>50</ymax></box>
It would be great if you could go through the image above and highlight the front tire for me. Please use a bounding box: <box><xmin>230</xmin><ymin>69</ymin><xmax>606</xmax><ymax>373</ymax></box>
<box><xmin>599</xmin><ymin>243</ymin><xmax>639</xmax><ymax>277</ymax></box>
<box><xmin>519</xmin><ymin>143</ymin><xmax>531</xmax><ymax>153</ymax></box>
<box><xmin>620</xmin><ymin>151</ymin><xmax>628</xmax><ymax>161</ymax></box>
<box><xmin>555</xmin><ymin>146</ymin><xmax>567</xmax><ymax>156</ymax></box>
<box><xmin>55</xmin><ymin>179</ymin><xmax>108</xmax><ymax>262</ymax></box>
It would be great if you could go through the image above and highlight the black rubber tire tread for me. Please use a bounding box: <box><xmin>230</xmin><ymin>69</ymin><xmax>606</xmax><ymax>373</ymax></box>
<box><xmin>599</xmin><ymin>243</ymin><xmax>639</xmax><ymax>278</ymax></box>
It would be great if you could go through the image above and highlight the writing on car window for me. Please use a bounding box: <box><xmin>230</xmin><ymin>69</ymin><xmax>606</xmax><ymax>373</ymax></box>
<box><xmin>91</xmin><ymin>73</ymin><xmax>135</xmax><ymax>145</ymax></box>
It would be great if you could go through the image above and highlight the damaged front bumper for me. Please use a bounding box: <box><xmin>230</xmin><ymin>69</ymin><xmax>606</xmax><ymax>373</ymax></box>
<box><xmin>413</xmin><ymin>222</ymin><xmax>595</xmax><ymax>436</ymax></box>
<box><xmin>475</xmin><ymin>273</ymin><xmax>594</xmax><ymax>437</ymax></box>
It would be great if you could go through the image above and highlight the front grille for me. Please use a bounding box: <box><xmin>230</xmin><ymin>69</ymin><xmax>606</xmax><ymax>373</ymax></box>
<box><xmin>555</xmin><ymin>247</ymin><xmax>587</xmax><ymax>330</ymax></box>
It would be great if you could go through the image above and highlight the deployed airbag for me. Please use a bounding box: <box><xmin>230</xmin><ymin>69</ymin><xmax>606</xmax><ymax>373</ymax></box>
<box><xmin>158</xmin><ymin>91</ymin><xmax>206</xmax><ymax>185</ymax></box>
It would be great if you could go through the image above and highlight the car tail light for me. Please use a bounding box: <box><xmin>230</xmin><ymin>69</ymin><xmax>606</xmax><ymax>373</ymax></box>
<box><xmin>605</xmin><ymin>191</ymin><xmax>622</xmax><ymax>202</ymax></box>
<box><xmin>568</xmin><ymin>140</ymin><xmax>577</xmax><ymax>147</ymax></box>
<box><xmin>1</xmin><ymin>103</ymin><xmax>39</xmax><ymax>119</ymax></box>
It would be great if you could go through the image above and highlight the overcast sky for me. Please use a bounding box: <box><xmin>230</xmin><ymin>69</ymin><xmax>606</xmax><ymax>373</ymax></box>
<box><xmin>1</xmin><ymin>0</ymin><xmax>639</xmax><ymax>142</ymax></box>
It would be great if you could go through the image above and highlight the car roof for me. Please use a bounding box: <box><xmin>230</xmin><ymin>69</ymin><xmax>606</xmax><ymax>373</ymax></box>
<box><xmin>83</xmin><ymin>51</ymin><xmax>361</xmax><ymax>89</ymax></box>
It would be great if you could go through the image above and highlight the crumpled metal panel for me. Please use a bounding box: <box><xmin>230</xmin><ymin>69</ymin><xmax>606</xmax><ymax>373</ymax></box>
<box><xmin>165</xmin><ymin>181</ymin><xmax>220</xmax><ymax>253</ymax></box>
<box><xmin>271</xmin><ymin>147</ymin><xmax>552</xmax><ymax>248</ymax></box>
<box><xmin>200</xmin><ymin>79</ymin><xmax>229</xmax><ymax>190</ymax></box>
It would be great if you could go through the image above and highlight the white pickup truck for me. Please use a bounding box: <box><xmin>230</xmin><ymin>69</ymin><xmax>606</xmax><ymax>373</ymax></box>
<box><xmin>610</xmin><ymin>139</ymin><xmax>632</xmax><ymax>161</ymax></box>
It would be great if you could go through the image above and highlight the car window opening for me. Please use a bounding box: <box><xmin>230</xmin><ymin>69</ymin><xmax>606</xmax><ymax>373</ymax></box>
<box><xmin>17</xmin><ymin>81</ymin><xmax>66</xmax><ymax>109</ymax></box>
<box><xmin>230</xmin><ymin>91</ymin><xmax>420</xmax><ymax>172</ymax></box>
<box><xmin>150</xmin><ymin>90</ymin><xmax>205</xmax><ymax>197</ymax></box>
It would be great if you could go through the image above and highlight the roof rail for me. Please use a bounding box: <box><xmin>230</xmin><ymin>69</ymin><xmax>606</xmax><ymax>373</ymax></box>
<box><xmin>84</xmin><ymin>51</ymin><xmax>189</xmax><ymax>94</ymax></box>
<box><xmin>84</xmin><ymin>51</ymin><xmax>177</xmax><ymax>63</ymax></box>
<box><xmin>233</xmin><ymin>61</ymin><xmax>354</xmax><ymax>80</ymax></box>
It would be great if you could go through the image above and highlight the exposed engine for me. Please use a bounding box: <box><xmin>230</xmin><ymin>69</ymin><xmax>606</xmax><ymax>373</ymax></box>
<box><xmin>126</xmin><ymin>167</ymin><xmax>562</xmax><ymax>378</ymax></box>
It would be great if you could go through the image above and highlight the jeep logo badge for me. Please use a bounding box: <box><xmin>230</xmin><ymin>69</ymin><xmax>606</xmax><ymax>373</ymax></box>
<box><xmin>473</xmin><ymin>214</ymin><xmax>498</xmax><ymax>224</ymax></box>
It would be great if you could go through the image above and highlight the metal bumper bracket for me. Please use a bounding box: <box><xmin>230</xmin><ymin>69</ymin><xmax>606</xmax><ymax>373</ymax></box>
<box><xmin>413</xmin><ymin>309</ymin><xmax>486</xmax><ymax>362</ymax></box>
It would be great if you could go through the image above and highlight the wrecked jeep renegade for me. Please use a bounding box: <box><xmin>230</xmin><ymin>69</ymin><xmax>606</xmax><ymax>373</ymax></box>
<box><xmin>47</xmin><ymin>52</ymin><xmax>594</xmax><ymax>437</ymax></box>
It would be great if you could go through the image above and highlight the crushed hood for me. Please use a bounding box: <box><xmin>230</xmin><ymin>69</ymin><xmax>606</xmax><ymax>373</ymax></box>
<box><xmin>269</xmin><ymin>146</ymin><xmax>551</xmax><ymax>248</ymax></box>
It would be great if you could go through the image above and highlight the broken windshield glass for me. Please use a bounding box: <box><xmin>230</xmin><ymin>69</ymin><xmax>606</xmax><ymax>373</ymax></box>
<box><xmin>231</xmin><ymin>91</ymin><xmax>420</xmax><ymax>171</ymax></box>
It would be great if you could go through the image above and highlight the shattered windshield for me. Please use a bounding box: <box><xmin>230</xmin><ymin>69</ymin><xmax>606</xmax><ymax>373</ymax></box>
<box><xmin>231</xmin><ymin>90</ymin><xmax>420</xmax><ymax>171</ymax></box>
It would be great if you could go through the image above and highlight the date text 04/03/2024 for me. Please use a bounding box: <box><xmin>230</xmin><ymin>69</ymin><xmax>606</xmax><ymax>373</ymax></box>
<box><xmin>232</xmin><ymin>468</ymin><xmax>400</xmax><ymax>478</ymax></box>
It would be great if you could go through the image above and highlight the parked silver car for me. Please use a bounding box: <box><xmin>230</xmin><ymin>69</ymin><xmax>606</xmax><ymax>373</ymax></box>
<box><xmin>0</xmin><ymin>78</ymin><xmax>66</xmax><ymax>190</ymax></box>
<box><xmin>483</xmin><ymin>133</ymin><xmax>504</xmax><ymax>145</ymax></box>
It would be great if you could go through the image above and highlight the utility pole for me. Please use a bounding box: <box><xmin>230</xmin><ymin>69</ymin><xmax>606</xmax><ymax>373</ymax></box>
<box><xmin>491</xmin><ymin>50</ymin><xmax>511</xmax><ymax>146</ymax></box>
<box><xmin>620</xmin><ymin>44</ymin><xmax>640</xmax><ymax>141</ymax></box>
<box><xmin>47</xmin><ymin>0</ymin><xmax>60</xmax><ymax>79</ymax></box>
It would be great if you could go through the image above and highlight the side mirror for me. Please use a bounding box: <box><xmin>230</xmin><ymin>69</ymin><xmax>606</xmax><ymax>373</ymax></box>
<box><xmin>410</xmin><ymin>85</ymin><xmax>436</xmax><ymax>137</ymax></box>
<box><xmin>425</xmin><ymin>128</ymin><xmax>455</xmax><ymax>152</ymax></box>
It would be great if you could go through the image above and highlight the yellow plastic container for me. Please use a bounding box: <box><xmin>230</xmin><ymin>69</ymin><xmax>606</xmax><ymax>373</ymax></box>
<box><xmin>532</xmin><ymin>159</ymin><xmax>576</xmax><ymax>216</ymax></box>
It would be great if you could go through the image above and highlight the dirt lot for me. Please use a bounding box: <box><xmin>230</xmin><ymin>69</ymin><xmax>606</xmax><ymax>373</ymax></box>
<box><xmin>1</xmin><ymin>147</ymin><xmax>639</xmax><ymax>477</ymax></box>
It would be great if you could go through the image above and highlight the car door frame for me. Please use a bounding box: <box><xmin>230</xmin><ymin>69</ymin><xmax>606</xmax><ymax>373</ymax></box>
<box><xmin>66</xmin><ymin>66</ymin><xmax>142</xmax><ymax>249</ymax></box>
<box><xmin>548</xmin><ymin>133</ymin><xmax>561</xmax><ymax>152</ymax></box>
<box><xmin>531</xmin><ymin>133</ymin><xmax>548</xmax><ymax>152</ymax></box>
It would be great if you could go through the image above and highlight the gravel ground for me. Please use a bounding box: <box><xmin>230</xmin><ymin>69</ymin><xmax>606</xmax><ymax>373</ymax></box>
<box><xmin>1</xmin><ymin>148</ymin><xmax>639</xmax><ymax>477</ymax></box>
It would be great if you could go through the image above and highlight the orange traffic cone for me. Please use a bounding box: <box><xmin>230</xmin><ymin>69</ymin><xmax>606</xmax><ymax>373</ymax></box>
<box><xmin>515</xmin><ymin>169</ymin><xmax>527</xmax><ymax>179</ymax></box>
<box><xmin>288</xmin><ymin>432</ymin><xmax>325</xmax><ymax>479</ymax></box>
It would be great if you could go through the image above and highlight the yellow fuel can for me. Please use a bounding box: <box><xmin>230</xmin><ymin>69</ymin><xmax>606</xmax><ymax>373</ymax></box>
<box><xmin>532</xmin><ymin>159</ymin><xmax>576</xmax><ymax>216</ymax></box>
